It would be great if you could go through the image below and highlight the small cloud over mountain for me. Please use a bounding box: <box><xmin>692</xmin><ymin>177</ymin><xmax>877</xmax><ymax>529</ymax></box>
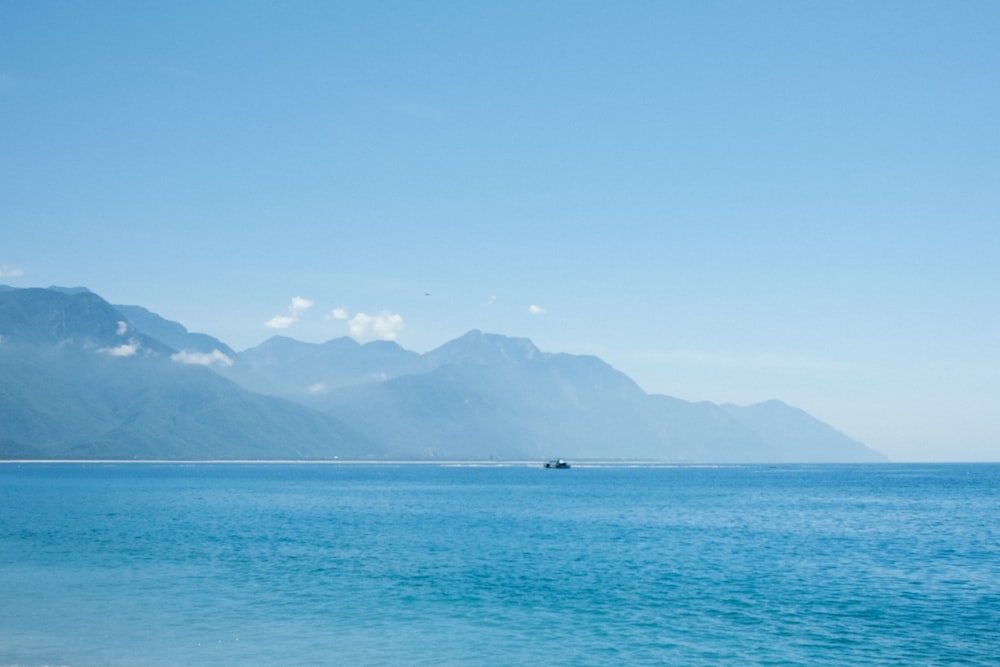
<box><xmin>528</xmin><ymin>304</ymin><xmax>546</xmax><ymax>315</ymax></box>
<box><xmin>171</xmin><ymin>349</ymin><xmax>234</xmax><ymax>367</ymax></box>
<box><xmin>328</xmin><ymin>306</ymin><xmax>405</xmax><ymax>341</ymax></box>
<box><xmin>265</xmin><ymin>315</ymin><xmax>297</xmax><ymax>329</ymax></box>
<box><xmin>290</xmin><ymin>296</ymin><xmax>313</xmax><ymax>312</ymax></box>
<box><xmin>348</xmin><ymin>310</ymin><xmax>404</xmax><ymax>342</ymax></box>
<box><xmin>265</xmin><ymin>296</ymin><xmax>314</xmax><ymax>329</ymax></box>
<box><xmin>99</xmin><ymin>341</ymin><xmax>140</xmax><ymax>357</ymax></box>
<box><xmin>0</xmin><ymin>266</ymin><xmax>24</xmax><ymax>277</ymax></box>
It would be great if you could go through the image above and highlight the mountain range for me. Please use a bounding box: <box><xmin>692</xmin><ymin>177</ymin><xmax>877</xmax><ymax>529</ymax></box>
<box><xmin>0</xmin><ymin>286</ymin><xmax>886</xmax><ymax>462</ymax></box>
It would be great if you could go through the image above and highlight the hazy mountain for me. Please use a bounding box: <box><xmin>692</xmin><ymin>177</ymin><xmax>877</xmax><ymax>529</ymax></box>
<box><xmin>0</xmin><ymin>287</ymin><xmax>171</xmax><ymax>354</ymax></box>
<box><xmin>0</xmin><ymin>286</ymin><xmax>887</xmax><ymax>462</ymax></box>
<box><xmin>0</xmin><ymin>288</ymin><xmax>374</xmax><ymax>460</ymax></box>
<box><xmin>298</xmin><ymin>329</ymin><xmax>885</xmax><ymax>462</ymax></box>
<box><xmin>222</xmin><ymin>335</ymin><xmax>421</xmax><ymax>398</ymax></box>
<box><xmin>18</xmin><ymin>287</ymin><xmax>237</xmax><ymax>360</ymax></box>
<box><xmin>114</xmin><ymin>303</ymin><xmax>237</xmax><ymax>359</ymax></box>
<box><xmin>719</xmin><ymin>400</ymin><xmax>879</xmax><ymax>462</ymax></box>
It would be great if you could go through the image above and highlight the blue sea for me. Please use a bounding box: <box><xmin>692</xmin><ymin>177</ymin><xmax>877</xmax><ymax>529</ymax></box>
<box><xmin>2</xmin><ymin>463</ymin><xmax>998</xmax><ymax>666</ymax></box>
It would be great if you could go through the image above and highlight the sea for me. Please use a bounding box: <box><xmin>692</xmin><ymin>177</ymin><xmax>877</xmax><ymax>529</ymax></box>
<box><xmin>1</xmin><ymin>462</ymin><xmax>998</xmax><ymax>666</ymax></box>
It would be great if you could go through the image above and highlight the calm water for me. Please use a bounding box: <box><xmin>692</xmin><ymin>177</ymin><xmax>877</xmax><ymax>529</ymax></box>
<box><xmin>1</xmin><ymin>463</ymin><xmax>998</xmax><ymax>666</ymax></box>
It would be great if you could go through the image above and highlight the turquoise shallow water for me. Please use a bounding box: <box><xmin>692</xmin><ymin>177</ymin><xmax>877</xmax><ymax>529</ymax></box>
<box><xmin>1</xmin><ymin>463</ymin><xmax>998</xmax><ymax>666</ymax></box>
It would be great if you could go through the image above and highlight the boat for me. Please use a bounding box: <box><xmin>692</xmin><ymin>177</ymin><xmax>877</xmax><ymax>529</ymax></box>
<box><xmin>544</xmin><ymin>459</ymin><xmax>571</xmax><ymax>469</ymax></box>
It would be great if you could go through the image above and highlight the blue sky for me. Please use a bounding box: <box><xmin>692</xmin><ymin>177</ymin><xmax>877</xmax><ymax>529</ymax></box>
<box><xmin>2</xmin><ymin>1</ymin><xmax>998</xmax><ymax>461</ymax></box>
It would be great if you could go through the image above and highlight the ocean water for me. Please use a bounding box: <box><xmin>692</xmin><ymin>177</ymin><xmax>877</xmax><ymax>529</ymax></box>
<box><xmin>1</xmin><ymin>463</ymin><xmax>998</xmax><ymax>666</ymax></box>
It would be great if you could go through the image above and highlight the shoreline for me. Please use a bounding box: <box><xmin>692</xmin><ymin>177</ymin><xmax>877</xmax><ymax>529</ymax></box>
<box><xmin>1</xmin><ymin>459</ymin><xmax>980</xmax><ymax>467</ymax></box>
<box><xmin>0</xmin><ymin>459</ymin><xmax>703</xmax><ymax>467</ymax></box>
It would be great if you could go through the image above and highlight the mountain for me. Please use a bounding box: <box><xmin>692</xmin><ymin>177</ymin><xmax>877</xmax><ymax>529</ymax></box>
<box><xmin>221</xmin><ymin>335</ymin><xmax>421</xmax><ymax>398</ymax></box>
<box><xmin>295</xmin><ymin>329</ymin><xmax>883</xmax><ymax>462</ymax></box>
<box><xmin>0</xmin><ymin>287</ymin><xmax>171</xmax><ymax>354</ymax></box>
<box><xmin>0</xmin><ymin>286</ymin><xmax>887</xmax><ymax>462</ymax></box>
<box><xmin>114</xmin><ymin>303</ymin><xmax>237</xmax><ymax>360</ymax></box>
<box><xmin>0</xmin><ymin>288</ymin><xmax>374</xmax><ymax>460</ymax></box>
<box><xmin>718</xmin><ymin>400</ymin><xmax>878</xmax><ymax>462</ymax></box>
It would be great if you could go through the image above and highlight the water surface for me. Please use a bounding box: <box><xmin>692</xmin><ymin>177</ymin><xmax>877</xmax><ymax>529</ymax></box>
<box><xmin>2</xmin><ymin>463</ymin><xmax>998</xmax><ymax>665</ymax></box>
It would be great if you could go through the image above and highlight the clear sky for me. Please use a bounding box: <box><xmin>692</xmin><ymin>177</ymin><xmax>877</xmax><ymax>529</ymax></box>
<box><xmin>2</xmin><ymin>1</ymin><xmax>998</xmax><ymax>461</ymax></box>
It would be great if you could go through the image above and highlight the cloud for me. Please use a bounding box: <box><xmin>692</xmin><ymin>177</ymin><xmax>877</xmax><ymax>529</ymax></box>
<box><xmin>171</xmin><ymin>349</ymin><xmax>234</xmax><ymax>367</ymax></box>
<box><xmin>99</xmin><ymin>341</ymin><xmax>140</xmax><ymax>357</ymax></box>
<box><xmin>328</xmin><ymin>307</ymin><xmax>349</xmax><ymax>320</ymax></box>
<box><xmin>0</xmin><ymin>266</ymin><xmax>24</xmax><ymax>277</ymax></box>
<box><xmin>290</xmin><ymin>296</ymin><xmax>313</xmax><ymax>313</ymax></box>
<box><xmin>264</xmin><ymin>314</ymin><xmax>297</xmax><ymax>329</ymax></box>
<box><xmin>348</xmin><ymin>310</ymin><xmax>404</xmax><ymax>342</ymax></box>
<box><xmin>116</xmin><ymin>321</ymin><xmax>129</xmax><ymax>336</ymax></box>
<box><xmin>348</xmin><ymin>313</ymin><xmax>373</xmax><ymax>339</ymax></box>
<box><xmin>265</xmin><ymin>296</ymin><xmax>314</xmax><ymax>329</ymax></box>
<box><xmin>528</xmin><ymin>304</ymin><xmax>547</xmax><ymax>315</ymax></box>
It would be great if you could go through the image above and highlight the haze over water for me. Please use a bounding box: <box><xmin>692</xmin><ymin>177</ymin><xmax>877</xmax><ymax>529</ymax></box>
<box><xmin>2</xmin><ymin>462</ymin><xmax>998</xmax><ymax>665</ymax></box>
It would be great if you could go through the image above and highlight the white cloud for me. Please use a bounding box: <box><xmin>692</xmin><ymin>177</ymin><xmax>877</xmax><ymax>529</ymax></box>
<box><xmin>171</xmin><ymin>349</ymin><xmax>234</xmax><ymax>367</ymax></box>
<box><xmin>528</xmin><ymin>304</ymin><xmax>547</xmax><ymax>315</ymax></box>
<box><xmin>372</xmin><ymin>312</ymin><xmax>404</xmax><ymax>340</ymax></box>
<box><xmin>265</xmin><ymin>296</ymin><xmax>314</xmax><ymax>329</ymax></box>
<box><xmin>348</xmin><ymin>310</ymin><xmax>404</xmax><ymax>342</ymax></box>
<box><xmin>290</xmin><ymin>296</ymin><xmax>313</xmax><ymax>314</ymax></box>
<box><xmin>264</xmin><ymin>314</ymin><xmax>297</xmax><ymax>329</ymax></box>
<box><xmin>116</xmin><ymin>321</ymin><xmax>129</xmax><ymax>336</ymax></box>
<box><xmin>347</xmin><ymin>313</ymin><xmax>372</xmax><ymax>338</ymax></box>
<box><xmin>329</xmin><ymin>307</ymin><xmax>349</xmax><ymax>320</ymax></box>
<box><xmin>307</xmin><ymin>382</ymin><xmax>326</xmax><ymax>394</ymax></box>
<box><xmin>99</xmin><ymin>341</ymin><xmax>140</xmax><ymax>357</ymax></box>
<box><xmin>0</xmin><ymin>266</ymin><xmax>24</xmax><ymax>277</ymax></box>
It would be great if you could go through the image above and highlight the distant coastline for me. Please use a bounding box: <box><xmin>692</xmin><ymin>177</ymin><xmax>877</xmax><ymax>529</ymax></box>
<box><xmin>0</xmin><ymin>459</ymin><xmax>921</xmax><ymax>467</ymax></box>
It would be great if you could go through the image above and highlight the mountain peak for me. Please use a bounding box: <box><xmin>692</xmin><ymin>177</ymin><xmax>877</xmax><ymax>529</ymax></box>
<box><xmin>426</xmin><ymin>329</ymin><xmax>542</xmax><ymax>367</ymax></box>
<box><xmin>0</xmin><ymin>287</ymin><xmax>172</xmax><ymax>356</ymax></box>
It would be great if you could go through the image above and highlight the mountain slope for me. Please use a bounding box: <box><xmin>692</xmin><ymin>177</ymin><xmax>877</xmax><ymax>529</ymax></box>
<box><xmin>0</xmin><ymin>288</ymin><xmax>373</xmax><ymax>460</ymax></box>
<box><xmin>0</xmin><ymin>286</ymin><xmax>887</xmax><ymax>462</ymax></box>
<box><xmin>222</xmin><ymin>335</ymin><xmax>421</xmax><ymax>398</ymax></box>
<box><xmin>719</xmin><ymin>400</ymin><xmax>879</xmax><ymax>462</ymax></box>
<box><xmin>0</xmin><ymin>287</ymin><xmax>170</xmax><ymax>353</ymax></box>
<box><xmin>301</xmin><ymin>329</ymin><xmax>885</xmax><ymax>462</ymax></box>
<box><xmin>308</xmin><ymin>330</ymin><xmax>662</xmax><ymax>459</ymax></box>
<box><xmin>114</xmin><ymin>303</ymin><xmax>237</xmax><ymax>359</ymax></box>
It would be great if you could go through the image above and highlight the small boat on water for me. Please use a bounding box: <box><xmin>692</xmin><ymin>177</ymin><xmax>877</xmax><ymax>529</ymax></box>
<box><xmin>544</xmin><ymin>459</ymin><xmax>571</xmax><ymax>469</ymax></box>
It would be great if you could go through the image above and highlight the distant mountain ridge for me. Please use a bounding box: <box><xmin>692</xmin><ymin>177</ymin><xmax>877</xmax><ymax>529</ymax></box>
<box><xmin>0</xmin><ymin>288</ymin><xmax>373</xmax><ymax>460</ymax></box>
<box><xmin>0</xmin><ymin>286</ymin><xmax>886</xmax><ymax>462</ymax></box>
<box><xmin>223</xmin><ymin>335</ymin><xmax>421</xmax><ymax>398</ymax></box>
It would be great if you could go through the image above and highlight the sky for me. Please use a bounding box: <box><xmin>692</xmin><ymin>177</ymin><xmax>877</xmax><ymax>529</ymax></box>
<box><xmin>2</xmin><ymin>1</ymin><xmax>999</xmax><ymax>462</ymax></box>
